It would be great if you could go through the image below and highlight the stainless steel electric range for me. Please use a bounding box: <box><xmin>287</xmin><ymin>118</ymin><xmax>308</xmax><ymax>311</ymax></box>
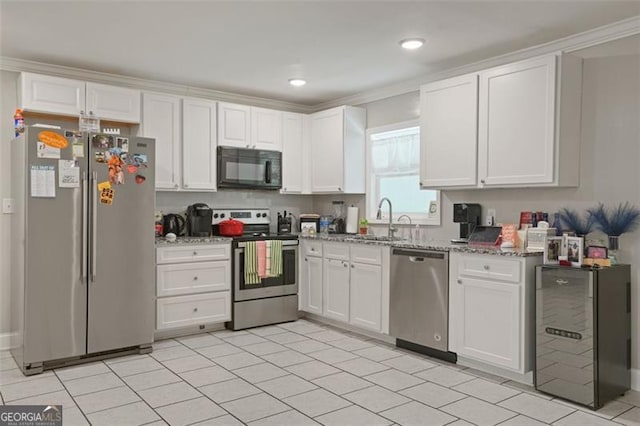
<box><xmin>212</xmin><ymin>208</ymin><xmax>298</xmax><ymax>330</ymax></box>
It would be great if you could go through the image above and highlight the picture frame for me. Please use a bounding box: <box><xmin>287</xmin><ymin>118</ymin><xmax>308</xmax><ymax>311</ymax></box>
<box><xmin>586</xmin><ymin>245</ymin><xmax>608</xmax><ymax>259</ymax></box>
<box><xmin>544</xmin><ymin>237</ymin><xmax>562</xmax><ymax>265</ymax></box>
<box><xmin>566</xmin><ymin>236</ymin><xmax>584</xmax><ymax>267</ymax></box>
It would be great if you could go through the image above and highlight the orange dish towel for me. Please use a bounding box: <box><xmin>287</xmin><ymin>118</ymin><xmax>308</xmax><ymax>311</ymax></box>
<box><xmin>257</xmin><ymin>240</ymin><xmax>267</xmax><ymax>279</ymax></box>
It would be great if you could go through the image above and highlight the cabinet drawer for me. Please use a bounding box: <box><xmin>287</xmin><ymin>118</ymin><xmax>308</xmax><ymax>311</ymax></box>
<box><xmin>156</xmin><ymin>292</ymin><xmax>231</xmax><ymax>330</ymax></box>
<box><xmin>157</xmin><ymin>261</ymin><xmax>230</xmax><ymax>297</ymax></box>
<box><xmin>157</xmin><ymin>244</ymin><xmax>230</xmax><ymax>264</ymax></box>
<box><xmin>458</xmin><ymin>255</ymin><xmax>521</xmax><ymax>283</ymax></box>
<box><xmin>303</xmin><ymin>241</ymin><xmax>323</xmax><ymax>257</ymax></box>
<box><xmin>323</xmin><ymin>243</ymin><xmax>350</xmax><ymax>260</ymax></box>
<box><xmin>350</xmin><ymin>245</ymin><xmax>382</xmax><ymax>265</ymax></box>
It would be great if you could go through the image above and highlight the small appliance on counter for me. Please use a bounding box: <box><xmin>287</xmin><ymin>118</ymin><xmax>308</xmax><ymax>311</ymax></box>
<box><xmin>186</xmin><ymin>203</ymin><xmax>213</xmax><ymax>236</ymax></box>
<box><xmin>277</xmin><ymin>211</ymin><xmax>293</xmax><ymax>235</ymax></box>
<box><xmin>452</xmin><ymin>203</ymin><xmax>481</xmax><ymax>243</ymax></box>
<box><xmin>299</xmin><ymin>214</ymin><xmax>320</xmax><ymax>234</ymax></box>
<box><xmin>163</xmin><ymin>213</ymin><xmax>186</xmax><ymax>237</ymax></box>
<box><xmin>329</xmin><ymin>201</ymin><xmax>346</xmax><ymax>234</ymax></box>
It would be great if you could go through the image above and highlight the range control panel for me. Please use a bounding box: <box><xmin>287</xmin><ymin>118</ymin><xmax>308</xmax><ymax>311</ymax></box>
<box><xmin>211</xmin><ymin>208</ymin><xmax>270</xmax><ymax>225</ymax></box>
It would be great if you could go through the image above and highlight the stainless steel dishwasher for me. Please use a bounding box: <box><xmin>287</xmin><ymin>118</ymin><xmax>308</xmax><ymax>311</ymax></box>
<box><xmin>390</xmin><ymin>248</ymin><xmax>455</xmax><ymax>362</ymax></box>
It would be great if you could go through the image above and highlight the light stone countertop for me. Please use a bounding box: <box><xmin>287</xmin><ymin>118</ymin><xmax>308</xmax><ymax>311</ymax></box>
<box><xmin>155</xmin><ymin>236</ymin><xmax>232</xmax><ymax>246</ymax></box>
<box><xmin>300</xmin><ymin>234</ymin><xmax>542</xmax><ymax>257</ymax></box>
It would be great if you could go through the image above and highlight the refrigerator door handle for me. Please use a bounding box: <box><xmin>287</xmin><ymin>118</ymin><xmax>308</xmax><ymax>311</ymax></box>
<box><xmin>91</xmin><ymin>171</ymin><xmax>98</xmax><ymax>281</ymax></box>
<box><xmin>82</xmin><ymin>172</ymin><xmax>88</xmax><ymax>280</ymax></box>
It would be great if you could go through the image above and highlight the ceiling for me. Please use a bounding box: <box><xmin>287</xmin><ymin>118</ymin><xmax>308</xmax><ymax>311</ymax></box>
<box><xmin>1</xmin><ymin>1</ymin><xmax>639</xmax><ymax>107</ymax></box>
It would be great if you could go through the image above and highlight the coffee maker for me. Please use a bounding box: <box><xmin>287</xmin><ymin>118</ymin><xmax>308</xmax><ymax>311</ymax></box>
<box><xmin>452</xmin><ymin>203</ymin><xmax>481</xmax><ymax>243</ymax></box>
<box><xmin>328</xmin><ymin>201</ymin><xmax>346</xmax><ymax>234</ymax></box>
<box><xmin>186</xmin><ymin>203</ymin><xmax>213</xmax><ymax>237</ymax></box>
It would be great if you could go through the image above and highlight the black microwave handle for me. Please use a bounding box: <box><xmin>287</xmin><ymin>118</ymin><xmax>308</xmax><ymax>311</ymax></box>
<box><xmin>265</xmin><ymin>160</ymin><xmax>272</xmax><ymax>183</ymax></box>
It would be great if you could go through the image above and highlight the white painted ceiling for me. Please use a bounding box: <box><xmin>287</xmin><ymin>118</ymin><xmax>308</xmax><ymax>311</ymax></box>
<box><xmin>1</xmin><ymin>1</ymin><xmax>639</xmax><ymax>106</ymax></box>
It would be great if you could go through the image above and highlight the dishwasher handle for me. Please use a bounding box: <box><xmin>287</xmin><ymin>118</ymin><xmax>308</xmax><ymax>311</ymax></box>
<box><xmin>392</xmin><ymin>248</ymin><xmax>447</xmax><ymax>260</ymax></box>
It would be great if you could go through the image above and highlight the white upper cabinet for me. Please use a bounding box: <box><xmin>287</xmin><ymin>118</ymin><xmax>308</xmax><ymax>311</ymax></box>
<box><xmin>251</xmin><ymin>107</ymin><xmax>283</xmax><ymax>150</ymax></box>
<box><xmin>142</xmin><ymin>93</ymin><xmax>181</xmax><ymax>190</ymax></box>
<box><xmin>86</xmin><ymin>82</ymin><xmax>141</xmax><ymax>123</ymax></box>
<box><xmin>310</xmin><ymin>106</ymin><xmax>366</xmax><ymax>193</ymax></box>
<box><xmin>217</xmin><ymin>102</ymin><xmax>251</xmax><ymax>148</ymax></box>
<box><xmin>19</xmin><ymin>73</ymin><xmax>141</xmax><ymax>123</ymax></box>
<box><xmin>478</xmin><ymin>55</ymin><xmax>556</xmax><ymax>186</ymax></box>
<box><xmin>420</xmin><ymin>74</ymin><xmax>478</xmax><ymax>188</ymax></box>
<box><xmin>217</xmin><ymin>103</ymin><xmax>283</xmax><ymax>150</ymax></box>
<box><xmin>19</xmin><ymin>73</ymin><xmax>85</xmax><ymax>117</ymax></box>
<box><xmin>419</xmin><ymin>54</ymin><xmax>582</xmax><ymax>189</ymax></box>
<box><xmin>182</xmin><ymin>98</ymin><xmax>217</xmax><ymax>191</ymax></box>
<box><xmin>281</xmin><ymin>112</ymin><xmax>304</xmax><ymax>193</ymax></box>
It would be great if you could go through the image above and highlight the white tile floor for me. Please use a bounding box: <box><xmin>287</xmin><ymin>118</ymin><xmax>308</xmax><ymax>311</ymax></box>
<box><xmin>1</xmin><ymin>319</ymin><xmax>639</xmax><ymax>426</ymax></box>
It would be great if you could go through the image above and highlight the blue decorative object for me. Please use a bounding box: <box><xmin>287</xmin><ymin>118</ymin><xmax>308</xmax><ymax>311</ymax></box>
<box><xmin>588</xmin><ymin>202</ymin><xmax>640</xmax><ymax>236</ymax></box>
<box><xmin>558</xmin><ymin>208</ymin><xmax>596</xmax><ymax>236</ymax></box>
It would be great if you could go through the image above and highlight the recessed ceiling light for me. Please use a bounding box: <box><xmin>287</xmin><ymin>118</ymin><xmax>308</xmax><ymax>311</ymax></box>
<box><xmin>399</xmin><ymin>38</ymin><xmax>425</xmax><ymax>50</ymax></box>
<box><xmin>289</xmin><ymin>78</ymin><xmax>306</xmax><ymax>87</ymax></box>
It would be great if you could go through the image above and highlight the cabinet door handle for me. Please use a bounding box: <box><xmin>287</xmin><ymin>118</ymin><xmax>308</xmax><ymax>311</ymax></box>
<box><xmin>193</xmin><ymin>251</ymin><xmax>198</xmax><ymax>256</ymax></box>
<box><xmin>305</xmin><ymin>257</ymin><xmax>308</xmax><ymax>262</ymax></box>
<box><xmin>246</xmin><ymin>144</ymin><xmax>250</xmax><ymax>148</ymax></box>
<box><xmin>193</xmin><ymin>276</ymin><xmax>198</xmax><ymax>281</ymax></box>
<box><xmin>457</xmin><ymin>279</ymin><xmax>463</xmax><ymax>284</ymax></box>
<box><xmin>483</xmin><ymin>265</ymin><xmax>490</xmax><ymax>270</ymax></box>
<box><xmin>193</xmin><ymin>307</ymin><xmax>198</xmax><ymax>312</ymax></box>
<box><xmin>184</xmin><ymin>184</ymin><xmax>189</xmax><ymax>188</ymax></box>
<box><xmin>351</xmin><ymin>264</ymin><xmax>355</xmax><ymax>268</ymax></box>
<box><xmin>480</xmin><ymin>179</ymin><xmax>486</xmax><ymax>184</ymax></box>
<box><xmin>343</xmin><ymin>262</ymin><xmax>348</xmax><ymax>268</ymax></box>
<box><xmin>338</xmin><ymin>187</ymin><xmax>342</xmax><ymax>191</ymax></box>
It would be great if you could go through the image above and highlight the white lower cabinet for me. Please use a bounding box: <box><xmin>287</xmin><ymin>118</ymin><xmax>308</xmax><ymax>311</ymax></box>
<box><xmin>455</xmin><ymin>277</ymin><xmax>521</xmax><ymax>370</ymax></box>
<box><xmin>349</xmin><ymin>262</ymin><xmax>382</xmax><ymax>332</ymax></box>
<box><xmin>301</xmin><ymin>254</ymin><xmax>323</xmax><ymax>315</ymax></box>
<box><xmin>299</xmin><ymin>240</ymin><xmax>389</xmax><ymax>334</ymax></box>
<box><xmin>449</xmin><ymin>252</ymin><xmax>537</xmax><ymax>374</ymax></box>
<box><xmin>323</xmin><ymin>258</ymin><xmax>350</xmax><ymax>322</ymax></box>
<box><xmin>156</xmin><ymin>243</ymin><xmax>231</xmax><ymax>332</ymax></box>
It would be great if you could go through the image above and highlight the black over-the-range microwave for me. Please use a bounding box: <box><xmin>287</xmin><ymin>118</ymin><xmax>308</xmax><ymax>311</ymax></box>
<box><xmin>217</xmin><ymin>146</ymin><xmax>282</xmax><ymax>190</ymax></box>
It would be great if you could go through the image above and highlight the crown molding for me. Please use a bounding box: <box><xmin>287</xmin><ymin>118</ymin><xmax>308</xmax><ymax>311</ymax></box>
<box><xmin>1</xmin><ymin>15</ymin><xmax>638</xmax><ymax>114</ymax></box>
<box><xmin>0</xmin><ymin>57</ymin><xmax>315</xmax><ymax>114</ymax></box>
<box><xmin>312</xmin><ymin>15</ymin><xmax>640</xmax><ymax>111</ymax></box>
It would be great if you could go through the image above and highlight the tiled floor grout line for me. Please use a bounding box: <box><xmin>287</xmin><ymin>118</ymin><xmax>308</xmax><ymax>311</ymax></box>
<box><xmin>51</xmin><ymin>368</ymin><xmax>93</xmax><ymax>425</ymax></box>
<box><xmin>101</xmin><ymin>359</ymin><xmax>176</xmax><ymax>425</ymax></box>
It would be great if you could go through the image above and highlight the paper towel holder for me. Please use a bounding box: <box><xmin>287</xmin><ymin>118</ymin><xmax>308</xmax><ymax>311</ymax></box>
<box><xmin>346</xmin><ymin>204</ymin><xmax>359</xmax><ymax>234</ymax></box>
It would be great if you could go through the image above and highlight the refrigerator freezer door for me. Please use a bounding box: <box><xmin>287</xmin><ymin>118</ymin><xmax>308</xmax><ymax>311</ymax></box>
<box><xmin>87</xmin><ymin>135</ymin><xmax>155</xmax><ymax>353</ymax></box>
<box><xmin>535</xmin><ymin>267</ymin><xmax>595</xmax><ymax>407</ymax></box>
<box><xmin>23</xmin><ymin>128</ymin><xmax>88</xmax><ymax>364</ymax></box>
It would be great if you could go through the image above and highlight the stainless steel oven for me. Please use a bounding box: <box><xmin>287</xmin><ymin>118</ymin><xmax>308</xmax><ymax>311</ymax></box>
<box><xmin>234</xmin><ymin>240</ymin><xmax>298</xmax><ymax>301</ymax></box>
<box><xmin>217</xmin><ymin>146</ymin><xmax>282</xmax><ymax>190</ymax></box>
<box><xmin>213</xmin><ymin>208</ymin><xmax>299</xmax><ymax>330</ymax></box>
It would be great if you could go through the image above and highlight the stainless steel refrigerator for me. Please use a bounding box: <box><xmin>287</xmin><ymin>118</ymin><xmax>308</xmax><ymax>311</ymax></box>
<box><xmin>10</xmin><ymin>126</ymin><xmax>155</xmax><ymax>375</ymax></box>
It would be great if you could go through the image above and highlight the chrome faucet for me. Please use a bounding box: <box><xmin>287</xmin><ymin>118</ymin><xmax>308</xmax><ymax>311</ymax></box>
<box><xmin>397</xmin><ymin>214</ymin><xmax>412</xmax><ymax>225</ymax></box>
<box><xmin>376</xmin><ymin>197</ymin><xmax>397</xmax><ymax>238</ymax></box>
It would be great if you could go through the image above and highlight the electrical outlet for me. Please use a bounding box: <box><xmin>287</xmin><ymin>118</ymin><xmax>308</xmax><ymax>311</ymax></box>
<box><xmin>486</xmin><ymin>208</ymin><xmax>496</xmax><ymax>226</ymax></box>
<box><xmin>2</xmin><ymin>198</ymin><xmax>14</xmax><ymax>214</ymax></box>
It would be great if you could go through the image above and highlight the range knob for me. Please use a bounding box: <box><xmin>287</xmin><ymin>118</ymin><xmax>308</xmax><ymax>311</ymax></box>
<box><xmin>221</xmin><ymin>213</ymin><xmax>226</xmax><ymax>218</ymax></box>
<box><xmin>213</xmin><ymin>213</ymin><xmax>219</xmax><ymax>219</ymax></box>
<box><xmin>262</xmin><ymin>213</ymin><xmax>268</xmax><ymax>218</ymax></box>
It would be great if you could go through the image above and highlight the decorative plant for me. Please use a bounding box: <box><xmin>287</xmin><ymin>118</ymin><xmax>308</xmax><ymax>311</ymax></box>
<box><xmin>558</xmin><ymin>208</ymin><xmax>596</xmax><ymax>236</ymax></box>
<box><xmin>588</xmin><ymin>202</ymin><xmax>640</xmax><ymax>237</ymax></box>
<box><xmin>359</xmin><ymin>218</ymin><xmax>369</xmax><ymax>227</ymax></box>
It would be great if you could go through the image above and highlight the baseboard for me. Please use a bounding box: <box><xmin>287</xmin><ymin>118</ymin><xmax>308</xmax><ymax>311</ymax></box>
<box><xmin>632</xmin><ymin>368</ymin><xmax>640</xmax><ymax>391</ymax></box>
<box><xmin>0</xmin><ymin>332</ymin><xmax>16</xmax><ymax>351</ymax></box>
